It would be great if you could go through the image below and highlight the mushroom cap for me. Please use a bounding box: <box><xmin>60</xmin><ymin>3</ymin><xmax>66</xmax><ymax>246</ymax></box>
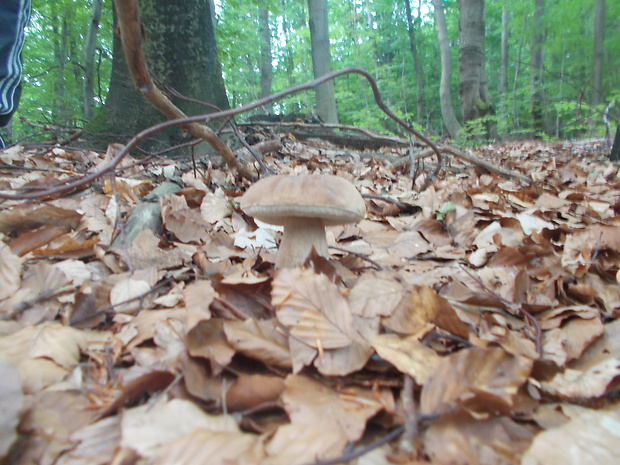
<box><xmin>240</xmin><ymin>174</ymin><xmax>366</xmax><ymax>226</ymax></box>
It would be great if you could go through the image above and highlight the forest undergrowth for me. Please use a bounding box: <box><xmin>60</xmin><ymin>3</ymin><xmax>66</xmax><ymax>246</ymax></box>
<box><xmin>1</xmin><ymin>132</ymin><xmax>619</xmax><ymax>464</ymax></box>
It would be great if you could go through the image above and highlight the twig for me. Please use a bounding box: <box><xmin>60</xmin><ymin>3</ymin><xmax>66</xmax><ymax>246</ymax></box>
<box><xmin>401</xmin><ymin>375</ymin><xmax>418</xmax><ymax>452</ymax></box>
<box><xmin>1</xmin><ymin>66</ymin><xmax>442</xmax><ymax>200</ymax></box>
<box><xmin>328</xmin><ymin>244</ymin><xmax>382</xmax><ymax>271</ymax></box>
<box><xmin>305</xmin><ymin>426</ymin><xmax>404</xmax><ymax>465</ymax></box>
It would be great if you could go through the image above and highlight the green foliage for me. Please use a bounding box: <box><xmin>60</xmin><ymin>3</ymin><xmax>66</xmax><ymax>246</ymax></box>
<box><xmin>5</xmin><ymin>0</ymin><xmax>619</xmax><ymax>145</ymax></box>
<box><xmin>11</xmin><ymin>0</ymin><xmax>113</xmax><ymax>141</ymax></box>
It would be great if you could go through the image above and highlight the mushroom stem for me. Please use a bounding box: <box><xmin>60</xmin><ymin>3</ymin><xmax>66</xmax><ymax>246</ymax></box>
<box><xmin>277</xmin><ymin>218</ymin><xmax>329</xmax><ymax>268</ymax></box>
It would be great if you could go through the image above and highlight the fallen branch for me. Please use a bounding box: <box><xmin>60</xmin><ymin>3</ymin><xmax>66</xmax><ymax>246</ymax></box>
<box><xmin>392</xmin><ymin>144</ymin><xmax>533</xmax><ymax>184</ymax></box>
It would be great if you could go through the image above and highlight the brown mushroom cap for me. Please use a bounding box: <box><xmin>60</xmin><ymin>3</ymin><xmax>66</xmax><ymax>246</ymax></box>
<box><xmin>240</xmin><ymin>174</ymin><xmax>366</xmax><ymax>226</ymax></box>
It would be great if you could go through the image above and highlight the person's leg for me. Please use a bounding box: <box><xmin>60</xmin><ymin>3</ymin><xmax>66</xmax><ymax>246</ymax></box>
<box><xmin>0</xmin><ymin>0</ymin><xmax>31</xmax><ymax>147</ymax></box>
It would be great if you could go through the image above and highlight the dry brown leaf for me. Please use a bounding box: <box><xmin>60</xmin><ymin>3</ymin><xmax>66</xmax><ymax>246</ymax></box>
<box><xmin>152</xmin><ymin>428</ymin><xmax>262</xmax><ymax>465</ymax></box>
<box><xmin>281</xmin><ymin>374</ymin><xmax>388</xmax><ymax>442</ymax></box>
<box><xmin>264</xmin><ymin>424</ymin><xmax>348</xmax><ymax>465</ymax></box>
<box><xmin>542</xmin><ymin>317</ymin><xmax>604</xmax><ymax>367</ymax></box>
<box><xmin>18</xmin><ymin>390</ymin><xmax>100</xmax><ymax>465</ymax></box>
<box><xmin>56</xmin><ymin>416</ymin><xmax>121</xmax><ymax>465</ymax></box>
<box><xmin>522</xmin><ymin>407</ymin><xmax>620</xmax><ymax>465</ymax></box>
<box><xmin>0</xmin><ymin>324</ymin><xmax>85</xmax><ymax>392</ymax></box>
<box><xmin>121</xmin><ymin>399</ymin><xmax>240</xmax><ymax>457</ymax></box>
<box><xmin>186</xmin><ymin>319</ymin><xmax>235</xmax><ymax>374</ymax></box>
<box><xmin>424</xmin><ymin>413</ymin><xmax>534</xmax><ymax>465</ymax></box>
<box><xmin>126</xmin><ymin>229</ymin><xmax>195</xmax><ymax>270</ymax></box>
<box><xmin>183</xmin><ymin>280</ymin><xmax>216</xmax><ymax>331</ymax></box>
<box><xmin>347</xmin><ymin>271</ymin><xmax>405</xmax><ymax>318</ymax></box>
<box><xmin>225</xmin><ymin>373</ymin><xmax>286</xmax><ymax>411</ymax></box>
<box><xmin>272</xmin><ymin>268</ymin><xmax>354</xmax><ymax>349</ymax></box>
<box><xmin>0</xmin><ymin>203</ymin><xmax>82</xmax><ymax>234</ymax></box>
<box><xmin>8</xmin><ymin>224</ymin><xmax>69</xmax><ymax>256</ymax></box>
<box><xmin>110</xmin><ymin>278</ymin><xmax>151</xmax><ymax>314</ymax></box>
<box><xmin>0</xmin><ymin>359</ymin><xmax>22</xmax><ymax>458</ymax></box>
<box><xmin>200</xmin><ymin>189</ymin><xmax>232</xmax><ymax>224</ymax></box>
<box><xmin>539</xmin><ymin>318</ymin><xmax>620</xmax><ymax>399</ymax></box>
<box><xmin>160</xmin><ymin>194</ymin><xmax>210</xmax><ymax>244</ymax></box>
<box><xmin>224</xmin><ymin>318</ymin><xmax>292</xmax><ymax>369</ymax></box>
<box><xmin>370</xmin><ymin>333</ymin><xmax>443</xmax><ymax>385</ymax></box>
<box><xmin>383</xmin><ymin>285</ymin><xmax>469</xmax><ymax>339</ymax></box>
<box><xmin>0</xmin><ymin>242</ymin><xmax>22</xmax><ymax>301</ymax></box>
<box><xmin>420</xmin><ymin>347</ymin><xmax>533</xmax><ymax>416</ymax></box>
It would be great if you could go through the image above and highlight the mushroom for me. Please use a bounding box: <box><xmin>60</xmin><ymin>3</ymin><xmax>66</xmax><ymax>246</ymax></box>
<box><xmin>240</xmin><ymin>174</ymin><xmax>366</xmax><ymax>268</ymax></box>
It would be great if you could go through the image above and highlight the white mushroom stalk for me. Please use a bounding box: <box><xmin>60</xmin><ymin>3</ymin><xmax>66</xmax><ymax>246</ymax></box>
<box><xmin>277</xmin><ymin>218</ymin><xmax>330</xmax><ymax>268</ymax></box>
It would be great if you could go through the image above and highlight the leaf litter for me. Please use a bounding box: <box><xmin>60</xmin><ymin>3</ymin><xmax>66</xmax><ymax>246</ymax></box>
<box><xmin>1</xmin><ymin>138</ymin><xmax>620</xmax><ymax>464</ymax></box>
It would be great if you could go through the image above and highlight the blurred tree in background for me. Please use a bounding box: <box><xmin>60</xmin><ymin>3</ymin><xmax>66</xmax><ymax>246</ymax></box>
<box><xmin>5</xmin><ymin>0</ymin><xmax>618</xmax><ymax>147</ymax></box>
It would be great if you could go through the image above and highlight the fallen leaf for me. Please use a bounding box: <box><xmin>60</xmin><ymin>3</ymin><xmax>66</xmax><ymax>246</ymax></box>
<box><xmin>281</xmin><ymin>374</ymin><xmax>388</xmax><ymax>442</ymax></box>
<box><xmin>420</xmin><ymin>347</ymin><xmax>532</xmax><ymax>416</ymax></box>
<box><xmin>522</xmin><ymin>407</ymin><xmax>620</xmax><ymax>465</ymax></box>
<box><xmin>0</xmin><ymin>359</ymin><xmax>22</xmax><ymax>458</ymax></box>
<box><xmin>425</xmin><ymin>412</ymin><xmax>534</xmax><ymax>465</ymax></box>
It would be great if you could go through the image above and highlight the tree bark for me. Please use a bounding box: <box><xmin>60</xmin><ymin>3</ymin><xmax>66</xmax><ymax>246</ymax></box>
<box><xmin>592</xmin><ymin>0</ymin><xmax>605</xmax><ymax>106</ymax></box>
<box><xmin>530</xmin><ymin>0</ymin><xmax>545</xmax><ymax>135</ymax></box>
<box><xmin>404</xmin><ymin>0</ymin><xmax>424</xmax><ymax>124</ymax></box>
<box><xmin>83</xmin><ymin>0</ymin><xmax>103</xmax><ymax>120</ymax></box>
<box><xmin>458</xmin><ymin>0</ymin><xmax>495</xmax><ymax>139</ymax></box>
<box><xmin>307</xmin><ymin>0</ymin><xmax>339</xmax><ymax>123</ymax></box>
<box><xmin>258</xmin><ymin>8</ymin><xmax>273</xmax><ymax>113</ymax></box>
<box><xmin>103</xmin><ymin>0</ymin><xmax>229</xmax><ymax>151</ymax></box>
<box><xmin>499</xmin><ymin>6</ymin><xmax>508</xmax><ymax>119</ymax></box>
<box><xmin>432</xmin><ymin>0</ymin><xmax>461</xmax><ymax>138</ymax></box>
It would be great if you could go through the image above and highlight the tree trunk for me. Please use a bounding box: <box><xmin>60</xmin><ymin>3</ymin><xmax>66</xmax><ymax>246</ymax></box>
<box><xmin>258</xmin><ymin>8</ymin><xmax>273</xmax><ymax>113</ymax></box>
<box><xmin>530</xmin><ymin>0</ymin><xmax>545</xmax><ymax>135</ymax></box>
<box><xmin>102</xmin><ymin>0</ymin><xmax>228</xmax><ymax>151</ymax></box>
<box><xmin>592</xmin><ymin>0</ymin><xmax>605</xmax><ymax>106</ymax></box>
<box><xmin>83</xmin><ymin>0</ymin><xmax>103</xmax><ymax>120</ymax></box>
<box><xmin>404</xmin><ymin>0</ymin><xmax>424</xmax><ymax>124</ymax></box>
<box><xmin>51</xmin><ymin>5</ymin><xmax>69</xmax><ymax>125</ymax></box>
<box><xmin>432</xmin><ymin>0</ymin><xmax>461</xmax><ymax>138</ymax></box>
<box><xmin>307</xmin><ymin>0</ymin><xmax>338</xmax><ymax>123</ymax></box>
<box><xmin>499</xmin><ymin>6</ymin><xmax>508</xmax><ymax>119</ymax></box>
<box><xmin>458</xmin><ymin>0</ymin><xmax>495</xmax><ymax>139</ymax></box>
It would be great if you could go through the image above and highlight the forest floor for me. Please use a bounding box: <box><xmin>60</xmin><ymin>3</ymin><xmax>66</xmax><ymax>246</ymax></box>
<box><xmin>1</xmin><ymin>130</ymin><xmax>619</xmax><ymax>464</ymax></box>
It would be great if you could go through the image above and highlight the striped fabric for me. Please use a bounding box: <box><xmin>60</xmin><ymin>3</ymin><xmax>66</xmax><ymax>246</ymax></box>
<box><xmin>0</xmin><ymin>0</ymin><xmax>31</xmax><ymax>127</ymax></box>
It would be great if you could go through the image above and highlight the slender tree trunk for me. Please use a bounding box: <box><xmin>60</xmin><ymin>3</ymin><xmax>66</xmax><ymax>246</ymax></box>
<box><xmin>51</xmin><ymin>4</ymin><xmax>69</xmax><ymax>125</ymax></box>
<box><xmin>432</xmin><ymin>0</ymin><xmax>461</xmax><ymax>138</ymax></box>
<box><xmin>458</xmin><ymin>0</ymin><xmax>495</xmax><ymax>138</ymax></box>
<box><xmin>281</xmin><ymin>0</ymin><xmax>295</xmax><ymax>88</ymax></box>
<box><xmin>512</xmin><ymin>14</ymin><xmax>526</xmax><ymax>131</ymax></box>
<box><xmin>103</xmin><ymin>0</ymin><xmax>228</xmax><ymax>150</ymax></box>
<box><xmin>404</xmin><ymin>0</ymin><xmax>424</xmax><ymax>124</ymax></box>
<box><xmin>530</xmin><ymin>0</ymin><xmax>545</xmax><ymax>135</ymax></box>
<box><xmin>83</xmin><ymin>0</ymin><xmax>103</xmax><ymax>120</ymax></box>
<box><xmin>258</xmin><ymin>8</ymin><xmax>273</xmax><ymax>113</ymax></box>
<box><xmin>307</xmin><ymin>0</ymin><xmax>338</xmax><ymax>123</ymax></box>
<box><xmin>592</xmin><ymin>0</ymin><xmax>605</xmax><ymax>106</ymax></box>
<box><xmin>499</xmin><ymin>6</ymin><xmax>508</xmax><ymax>119</ymax></box>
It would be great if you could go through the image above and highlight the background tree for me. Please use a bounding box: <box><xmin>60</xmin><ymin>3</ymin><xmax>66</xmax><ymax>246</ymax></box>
<box><xmin>258</xmin><ymin>7</ymin><xmax>274</xmax><ymax>113</ymax></box>
<box><xmin>592</xmin><ymin>0</ymin><xmax>605</xmax><ymax>107</ymax></box>
<box><xmin>404</xmin><ymin>0</ymin><xmax>425</xmax><ymax>124</ymax></box>
<box><xmin>83</xmin><ymin>0</ymin><xmax>103</xmax><ymax>120</ymax></box>
<box><xmin>458</xmin><ymin>0</ymin><xmax>496</xmax><ymax>139</ymax></box>
<box><xmin>6</xmin><ymin>0</ymin><xmax>619</xmax><ymax>146</ymax></box>
<box><xmin>433</xmin><ymin>0</ymin><xmax>461</xmax><ymax>138</ymax></box>
<box><xmin>307</xmin><ymin>0</ymin><xmax>339</xmax><ymax>123</ymax></box>
<box><xmin>530</xmin><ymin>0</ymin><xmax>545</xmax><ymax>135</ymax></box>
<box><xmin>102</xmin><ymin>0</ymin><xmax>228</xmax><ymax>151</ymax></box>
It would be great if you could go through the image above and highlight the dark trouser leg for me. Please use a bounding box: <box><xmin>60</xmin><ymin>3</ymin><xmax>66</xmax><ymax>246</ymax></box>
<box><xmin>0</xmin><ymin>0</ymin><xmax>31</xmax><ymax>128</ymax></box>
